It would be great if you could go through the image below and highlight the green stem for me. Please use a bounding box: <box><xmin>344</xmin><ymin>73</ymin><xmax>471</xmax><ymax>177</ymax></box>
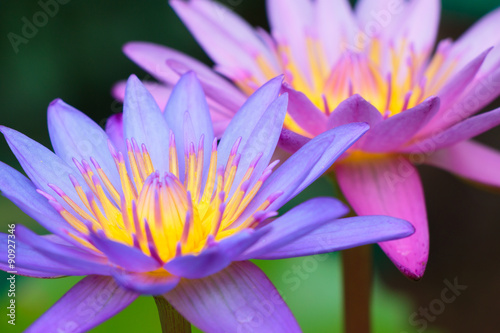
<box><xmin>327</xmin><ymin>173</ymin><xmax>372</xmax><ymax>333</ymax></box>
<box><xmin>342</xmin><ymin>245</ymin><xmax>372</xmax><ymax>333</ymax></box>
<box><xmin>153</xmin><ymin>296</ymin><xmax>191</xmax><ymax>333</ymax></box>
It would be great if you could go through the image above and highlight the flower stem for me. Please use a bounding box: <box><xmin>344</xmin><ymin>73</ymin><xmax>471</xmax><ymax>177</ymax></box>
<box><xmin>342</xmin><ymin>245</ymin><xmax>372</xmax><ymax>333</ymax></box>
<box><xmin>153</xmin><ymin>296</ymin><xmax>191</xmax><ymax>333</ymax></box>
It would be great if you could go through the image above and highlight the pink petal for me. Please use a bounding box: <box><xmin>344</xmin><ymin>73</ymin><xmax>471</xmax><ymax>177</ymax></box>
<box><xmin>170</xmin><ymin>0</ymin><xmax>265</xmax><ymax>79</ymax></box>
<box><xmin>327</xmin><ymin>94</ymin><xmax>383</xmax><ymax>149</ymax></box>
<box><xmin>282</xmin><ymin>83</ymin><xmax>327</xmax><ymax>136</ymax></box>
<box><xmin>425</xmin><ymin>140</ymin><xmax>500</xmax><ymax>188</ymax></box>
<box><xmin>188</xmin><ymin>0</ymin><xmax>279</xmax><ymax>69</ymax></box>
<box><xmin>315</xmin><ymin>0</ymin><xmax>357</xmax><ymax>65</ymax></box>
<box><xmin>355</xmin><ymin>0</ymin><xmax>409</xmax><ymax>42</ymax></box>
<box><xmin>105</xmin><ymin>113</ymin><xmax>126</xmax><ymax>156</ymax></box>
<box><xmin>336</xmin><ymin>156</ymin><xmax>428</xmax><ymax>279</ymax></box>
<box><xmin>361</xmin><ymin>96</ymin><xmax>440</xmax><ymax>152</ymax></box>
<box><xmin>389</xmin><ymin>0</ymin><xmax>441</xmax><ymax>54</ymax></box>
<box><xmin>419</xmin><ymin>48</ymin><xmax>492</xmax><ymax>136</ymax></box>
<box><xmin>355</xmin><ymin>0</ymin><xmax>406</xmax><ymax>26</ymax></box>
<box><xmin>112</xmin><ymin>80</ymin><xmax>172</xmax><ymax>110</ymax></box>
<box><xmin>124</xmin><ymin>41</ymin><xmax>222</xmax><ymax>85</ymax></box>
<box><xmin>267</xmin><ymin>0</ymin><xmax>314</xmax><ymax>83</ymax></box>
<box><xmin>403</xmin><ymin>106</ymin><xmax>500</xmax><ymax>153</ymax></box>
<box><xmin>427</xmin><ymin>53</ymin><xmax>500</xmax><ymax>135</ymax></box>
<box><xmin>436</xmin><ymin>48</ymin><xmax>491</xmax><ymax>112</ymax></box>
<box><xmin>278</xmin><ymin>129</ymin><xmax>311</xmax><ymax>154</ymax></box>
<box><xmin>449</xmin><ymin>6</ymin><xmax>500</xmax><ymax>71</ymax></box>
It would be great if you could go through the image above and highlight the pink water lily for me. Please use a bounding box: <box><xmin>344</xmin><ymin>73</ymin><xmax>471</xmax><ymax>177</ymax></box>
<box><xmin>0</xmin><ymin>73</ymin><xmax>414</xmax><ymax>332</ymax></box>
<box><xmin>115</xmin><ymin>0</ymin><xmax>500</xmax><ymax>279</ymax></box>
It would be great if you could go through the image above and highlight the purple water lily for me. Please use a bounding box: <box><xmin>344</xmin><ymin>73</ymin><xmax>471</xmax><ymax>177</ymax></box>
<box><xmin>0</xmin><ymin>73</ymin><xmax>413</xmax><ymax>332</ymax></box>
<box><xmin>115</xmin><ymin>0</ymin><xmax>500</xmax><ymax>279</ymax></box>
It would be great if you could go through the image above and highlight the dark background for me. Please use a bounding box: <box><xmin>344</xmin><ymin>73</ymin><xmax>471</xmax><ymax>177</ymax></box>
<box><xmin>1</xmin><ymin>0</ymin><xmax>499</xmax><ymax>332</ymax></box>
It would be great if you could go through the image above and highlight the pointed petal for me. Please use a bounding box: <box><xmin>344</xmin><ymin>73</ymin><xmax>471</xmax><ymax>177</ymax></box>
<box><xmin>327</xmin><ymin>94</ymin><xmax>383</xmax><ymax>129</ymax></box>
<box><xmin>170</xmin><ymin>0</ymin><xmax>264</xmax><ymax>77</ymax></box>
<box><xmin>164</xmin><ymin>261</ymin><xmax>300</xmax><ymax>333</ymax></box>
<box><xmin>16</xmin><ymin>225</ymin><xmax>110</xmax><ymax>275</ymax></box>
<box><xmin>123</xmin><ymin>75</ymin><xmax>171</xmax><ymax>172</ymax></box>
<box><xmin>436</xmin><ymin>48</ymin><xmax>491</xmax><ymax>111</ymax></box>
<box><xmin>438</xmin><ymin>59</ymin><xmax>500</xmax><ymax>129</ymax></box>
<box><xmin>25</xmin><ymin>275</ymin><xmax>138</xmax><ymax>333</ymax></box>
<box><xmin>0</xmin><ymin>161</ymin><xmax>73</xmax><ymax>235</ymax></box>
<box><xmin>240</xmin><ymin>197</ymin><xmax>349</xmax><ymax>260</ymax></box>
<box><xmin>425</xmin><ymin>140</ymin><xmax>500</xmax><ymax>188</ymax></box>
<box><xmin>230</xmin><ymin>93</ymin><xmax>288</xmax><ymax>196</ymax></box>
<box><xmin>282</xmin><ymin>84</ymin><xmax>327</xmax><ymax>136</ymax></box>
<box><xmin>164</xmin><ymin>72</ymin><xmax>214</xmax><ymax>181</ymax></box>
<box><xmin>404</xmin><ymin>106</ymin><xmax>500</xmax><ymax>153</ymax></box>
<box><xmin>124</xmin><ymin>41</ymin><xmax>245</xmax><ymax>86</ymax></box>
<box><xmin>419</xmin><ymin>48</ymin><xmax>493</xmax><ymax>135</ymax></box>
<box><xmin>355</xmin><ymin>0</ymin><xmax>408</xmax><ymax>36</ymax></box>
<box><xmin>217</xmin><ymin>76</ymin><xmax>285</xmax><ymax>193</ymax></box>
<box><xmin>187</xmin><ymin>0</ymin><xmax>278</xmax><ymax>67</ymax></box>
<box><xmin>336</xmin><ymin>156</ymin><xmax>428</xmax><ymax>280</ymax></box>
<box><xmin>112</xmin><ymin>270</ymin><xmax>179</xmax><ymax>295</ymax></box>
<box><xmin>217</xmin><ymin>76</ymin><xmax>282</xmax><ymax>160</ymax></box>
<box><xmin>361</xmin><ymin>97</ymin><xmax>440</xmax><ymax>152</ymax></box>
<box><xmin>89</xmin><ymin>232</ymin><xmax>161</xmax><ymax>273</ymax></box>
<box><xmin>267</xmin><ymin>0</ymin><xmax>313</xmax><ymax>82</ymax></box>
<box><xmin>165</xmin><ymin>229</ymin><xmax>266</xmax><ymax>279</ymax></box>
<box><xmin>48</xmin><ymin>99</ymin><xmax>120</xmax><ymax>189</ymax></box>
<box><xmin>355</xmin><ymin>0</ymin><xmax>402</xmax><ymax>25</ymax></box>
<box><xmin>167</xmin><ymin>58</ymin><xmax>246</xmax><ymax>116</ymax></box>
<box><xmin>0</xmin><ymin>162</ymin><xmax>92</xmax><ymax>251</ymax></box>
<box><xmin>450</xmin><ymin>6</ymin><xmax>500</xmax><ymax>70</ymax></box>
<box><xmin>315</xmin><ymin>0</ymin><xmax>357</xmax><ymax>65</ymax></box>
<box><xmin>0</xmin><ymin>126</ymin><xmax>87</xmax><ymax>208</ymax></box>
<box><xmin>123</xmin><ymin>41</ymin><xmax>246</xmax><ymax>111</ymax></box>
<box><xmin>390</xmin><ymin>0</ymin><xmax>441</xmax><ymax>53</ymax></box>
<box><xmin>0</xmin><ymin>233</ymin><xmax>84</xmax><ymax>277</ymax></box>
<box><xmin>113</xmin><ymin>80</ymin><xmax>173</xmax><ymax>111</ymax></box>
<box><xmin>256</xmin><ymin>216</ymin><xmax>415</xmax><ymax>259</ymax></box>
<box><xmin>123</xmin><ymin>41</ymin><xmax>187</xmax><ymax>84</ymax></box>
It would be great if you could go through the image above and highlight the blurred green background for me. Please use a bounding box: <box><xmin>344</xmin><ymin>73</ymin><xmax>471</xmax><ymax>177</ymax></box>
<box><xmin>1</xmin><ymin>0</ymin><xmax>500</xmax><ymax>332</ymax></box>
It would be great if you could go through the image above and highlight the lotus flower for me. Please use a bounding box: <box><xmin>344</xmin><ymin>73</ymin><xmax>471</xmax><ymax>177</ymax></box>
<box><xmin>0</xmin><ymin>73</ymin><xmax>414</xmax><ymax>332</ymax></box>
<box><xmin>115</xmin><ymin>0</ymin><xmax>500</xmax><ymax>279</ymax></box>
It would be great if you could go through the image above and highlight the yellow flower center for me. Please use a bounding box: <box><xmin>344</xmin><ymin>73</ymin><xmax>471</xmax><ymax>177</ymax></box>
<box><xmin>39</xmin><ymin>133</ymin><xmax>280</xmax><ymax>263</ymax></box>
<box><xmin>235</xmin><ymin>37</ymin><xmax>457</xmax><ymax>138</ymax></box>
